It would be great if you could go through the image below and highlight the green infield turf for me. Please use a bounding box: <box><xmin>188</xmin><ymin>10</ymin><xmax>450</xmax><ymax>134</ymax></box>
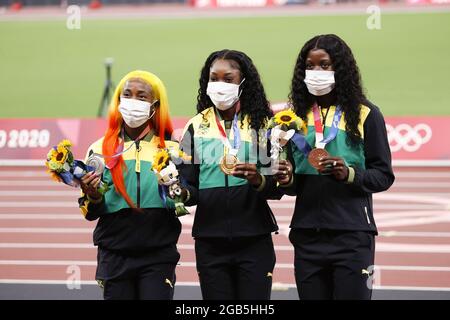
<box><xmin>0</xmin><ymin>11</ymin><xmax>449</xmax><ymax>118</ymax></box>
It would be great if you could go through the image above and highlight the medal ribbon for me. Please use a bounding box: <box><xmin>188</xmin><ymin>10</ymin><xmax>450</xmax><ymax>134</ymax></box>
<box><xmin>312</xmin><ymin>104</ymin><xmax>343</xmax><ymax>149</ymax></box>
<box><xmin>92</xmin><ymin>125</ymin><xmax>152</xmax><ymax>169</ymax></box>
<box><xmin>215</xmin><ymin>110</ymin><xmax>241</xmax><ymax>157</ymax></box>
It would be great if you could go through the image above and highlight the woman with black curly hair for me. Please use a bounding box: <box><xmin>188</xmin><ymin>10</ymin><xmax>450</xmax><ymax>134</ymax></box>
<box><xmin>178</xmin><ymin>49</ymin><xmax>283</xmax><ymax>300</ymax></box>
<box><xmin>277</xmin><ymin>34</ymin><xmax>395</xmax><ymax>300</ymax></box>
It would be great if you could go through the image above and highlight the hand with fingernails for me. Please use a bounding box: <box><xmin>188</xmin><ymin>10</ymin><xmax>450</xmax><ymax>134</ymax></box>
<box><xmin>318</xmin><ymin>156</ymin><xmax>349</xmax><ymax>181</ymax></box>
<box><xmin>80</xmin><ymin>171</ymin><xmax>103</xmax><ymax>200</ymax></box>
<box><xmin>274</xmin><ymin>159</ymin><xmax>293</xmax><ymax>185</ymax></box>
<box><xmin>231</xmin><ymin>163</ymin><xmax>262</xmax><ymax>187</ymax></box>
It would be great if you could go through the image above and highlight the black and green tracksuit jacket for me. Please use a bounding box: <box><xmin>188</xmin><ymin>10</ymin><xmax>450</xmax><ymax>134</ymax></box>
<box><xmin>78</xmin><ymin>133</ymin><xmax>181</xmax><ymax>251</ymax></box>
<box><xmin>179</xmin><ymin>107</ymin><xmax>279</xmax><ymax>238</ymax></box>
<box><xmin>283</xmin><ymin>101</ymin><xmax>395</xmax><ymax>234</ymax></box>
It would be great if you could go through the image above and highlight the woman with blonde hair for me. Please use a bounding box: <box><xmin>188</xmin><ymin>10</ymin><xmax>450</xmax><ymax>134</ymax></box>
<box><xmin>79</xmin><ymin>70</ymin><xmax>182</xmax><ymax>300</ymax></box>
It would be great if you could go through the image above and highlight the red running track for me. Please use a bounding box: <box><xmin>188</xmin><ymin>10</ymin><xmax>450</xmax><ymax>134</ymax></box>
<box><xmin>0</xmin><ymin>165</ymin><xmax>450</xmax><ymax>292</ymax></box>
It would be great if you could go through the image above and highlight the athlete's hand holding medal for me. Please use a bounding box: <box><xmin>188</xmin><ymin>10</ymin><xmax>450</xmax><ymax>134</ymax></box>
<box><xmin>205</xmin><ymin>79</ymin><xmax>265</xmax><ymax>188</ymax></box>
<box><xmin>308</xmin><ymin>104</ymin><xmax>349</xmax><ymax>181</ymax></box>
<box><xmin>316</xmin><ymin>156</ymin><xmax>349</xmax><ymax>181</ymax></box>
<box><xmin>267</xmin><ymin>109</ymin><xmax>308</xmax><ymax>186</ymax></box>
<box><xmin>271</xmin><ymin>104</ymin><xmax>350</xmax><ymax>185</ymax></box>
<box><xmin>213</xmin><ymin>106</ymin><xmax>264</xmax><ymax>188</ymax></box>
<box><xmin>153</xmin><ymin>147</ymin><xmax>191</xmax><ymax>217</ymax></box>
<box><xmin>45</xmin><ymin>139</ymin><xmax>109</xmax><ymax>202</ymax></box>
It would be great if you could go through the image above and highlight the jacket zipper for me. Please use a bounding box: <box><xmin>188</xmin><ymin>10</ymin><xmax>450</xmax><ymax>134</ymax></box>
<box><xmin>364</xmin><ymin>206</ymin><xmax>371</xmax><ymax>225</ymax></box>
<box><xmin>225</xmin><ymin>165</ymin><xmax>232</xmax><ymax>239</ymax></box>
<box><xmin>223</xmin><ymin>121</ymin><xmax>232</xmax><ymax>239</ymax></box>
<box><xmin>135</xmin><ymin>140</ymin><xmax>141</xmax><ymax>208</ymax></box>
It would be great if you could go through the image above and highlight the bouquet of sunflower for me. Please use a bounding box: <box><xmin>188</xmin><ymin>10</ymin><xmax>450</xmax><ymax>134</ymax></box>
<box><xmin>267</xmin><ymin>109</ymin><xmax>308</xmax><ymax>161</ymax></box>
<box><xmin>45</xmin><ymin>140</ymin><xmax>108</xmax><ymax>194</ymax></box>
<box><xmin>152</xmin><ymin>147</ymin><xmax>190</xmax><ymax>217</ymax></box>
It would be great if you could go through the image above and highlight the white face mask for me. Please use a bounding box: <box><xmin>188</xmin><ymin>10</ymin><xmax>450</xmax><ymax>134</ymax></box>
<box><xmin>118</xmin><ymin>98</ymin><xmax>157</xmax><ymax>128</ymax></box>
<box><xmin>304</xmin><ymin>70</ymin><xmax>335</xmax><ymax>96</ymax></box>
<box><xmin>206</xmin><ymin>79</ymin><xmax>245</xmax><ymax>111</ymax></box>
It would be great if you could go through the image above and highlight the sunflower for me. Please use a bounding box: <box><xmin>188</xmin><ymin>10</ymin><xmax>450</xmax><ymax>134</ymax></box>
<box><xmin>152</xmin><ymin>149</ymin><xmax>170</xmax><ymax>172</ymax></box>
<box><xmin>274</xmin><ymin>109</ymin><xmax>298</xmax><ymax>126</ymax></box>
<box><xmin>295</xmin><ymin>117</ymin><xmax>308</xmax><ymax>135</ymax></box>
<box><xmin>45</xmin><ymin>149</ymin><xmax>61</xmax><ymax>170</ymax></box>
<box><xmin>45</xmin><ymin>143</ymin><xmax>71</xmax><ymax>172</ymax></box>
<box><xmin>58</xmin><ymin>139</ymin><xmax>72</xmax><ymax>148</ymax></box>
<box><xmin>54</xmin><ymin>145</ymin><xmax>69</xmax><ymax>164</ymax></box>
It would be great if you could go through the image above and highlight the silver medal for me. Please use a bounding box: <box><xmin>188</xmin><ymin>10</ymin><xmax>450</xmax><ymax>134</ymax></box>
<box><xmin>86</xmin><ymin>154</ymin><xmax>105</xmax><ymax>175</ymax></box>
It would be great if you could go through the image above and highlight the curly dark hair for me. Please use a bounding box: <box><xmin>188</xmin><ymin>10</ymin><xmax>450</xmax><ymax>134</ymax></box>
<box><xmin>196</xmin><ymin>49</ymin><xmax>272</xmax><ymax>131</ymax></box>
<box><xmin>289</xmin><ymin>34</ymin><xmax>366</xmax><ymax>145</ymax></box>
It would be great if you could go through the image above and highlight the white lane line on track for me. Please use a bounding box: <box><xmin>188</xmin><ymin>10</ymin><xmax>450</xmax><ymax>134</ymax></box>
<box><xmin>379</xmin><ymin>231</ymin><xmax>450</xmax><ymax>238</ymax></box>
<box><xmin>0</xmin><ymin>279</ymin><xmax>448</xmax><ymax>292</ymax></box>
<box><xmin>374</xmin><ymin>193</ymin><xmax>450</xmax><ymax>205</ymax></box>
<box><xmin>1</xmin><ymin>227</ymin><xmax>449</xmax><ymax>238</ymax></box>
<box><xmin>375</xmin><ymin>211</ymin><xmax>450</xmax><ymax>219</ymax></box>
<box><xmin>377</xmin><ymin>215</ymin><xmax>450</xmax><ymax>228</ymax></box>
<box><xmin>0</xmin><ymin>243</ymin><xmax>287</xmax><ymax>250</ymax></box>
<box><xmin>374</xmin><ymin>204</ymin><xmax>447</xmax><ymax>210</ymax></box>
<box><xmin>0</xmin><ymin>279</ymin><xmax>99</xmax><ymax>285</ymax></box>
<box><xmin>0</xmin><ymin>181</ymin><xmax>58</xmax><ymax>186</ymax></box>
<box><xmin>3</xmin><ymin>242</ymin><xmax>450</xmax><ymax>253</ymax></box>
<box><xmin>0</xmin><ymin>227</ymin><xmax>192</xmax><ymax>234</ymax></box>
<box><xmin>371</xmin><ymin>285</ymin><xmax>450</xmax><ymax>292</ymax></box>
<box><xmin>0</xmin><ymin>213</ymin><xmax>290</xmax><ymax>222</ymax></box>
<box><xmin>270</xmin><ymin>204</ymin><xmax>449</xmax><ymax>210</ymax></box>
<box><xmin>2</xmin><ymin>170</ymin><xmax>450</xmax><ymax>179</ymax></box>
<box><xmin>1</xmin><ymin>260</ymin><xmax>450</xmax><ymax>273</ymax></box>
<box><xmin>269</xmin><ymin>203</ymin><xmax>295</xmax><ymax>209</ymax></box>
<box><xmin>3</xmin><ymin>180</ymin><xmax>450</xmax><ymax>188</ymax></box>
<box><xmin>0</xmin><ymin>202</ymin><xmax>77</xmax><ymax>208</ymax></box>
<box><xmin>0</xmin><ymin>279</ymin><xmax>448</xmax><ymax>291</ymax></box>
<box><xmin>0</xmin><ymin>171</ymin><xmax>48</xmax><ymax>178</ymax></box>
<box><xmin>270</xmin><ymin>194</ymin><xmax>450</xmax><ymax>205</ymax></box>
<box><xmin>0</xmin><ymin>203</ymin><xmax>440</xmax><ymax>212</ymax></box>
<box><xmin>0</xmin><ymin>214</ymin><xmax>83</xmax><ymax>220</ymax></box>
<box><xmin>0</xmin><ymin>228</ymin><xmax>93</xmax><ymax>233</ymax></box>
<box><xmin>375</xmin><ymin>266</ymin><xmax>450</xmax><ymax>272</ymax></box>
<box><xmin>376</xmin><ymin>242</ymin><xmax>450</xmax><ymax>253</ymax></box>
<box><xmin>0</xmin><ymin>260</ymin><xmax>450</xmax><ymax>272</ymax></box>
<box><xmin>394</xmin><ymin>172</ymin><xmax>450</xmax><ymax>178</ymax></box>
<box><xmin>0</xmin><ymin>243</ymin><xmax>95</xmax><ymax>248</ymax></box>
<box><xmin>0</xmin><ymin>260</ymin><xmax>97</xmax><ymax>266</ymax></box>
<box><xmin>0</xmin><ymin>191</ymin><xmax>79</xmax><ymax>197</ymax></box>
<box><xmin>0</xmin><ymin>201</ymin><xmax>447</xmax><ymax>210</ymax></box>
<box><xmin>391</xmin><ymin>182</ymin><xmax>450</xmax><ymax>188</ymax></box>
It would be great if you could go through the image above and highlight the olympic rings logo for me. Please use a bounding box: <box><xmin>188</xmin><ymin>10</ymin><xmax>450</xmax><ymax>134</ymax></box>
<box><xmin>386</xmin><ymin>123</ymin><xmax>432</xmax><ymax>152</ymax></box>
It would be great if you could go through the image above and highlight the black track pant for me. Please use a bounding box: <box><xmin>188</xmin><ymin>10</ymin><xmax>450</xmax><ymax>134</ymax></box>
<box><xmin>195</xmin><ymin>234</ymin><xmax>276</xmax><ymax>300</ymax></box>
<box><xmin>96</xmin><ymin>244</ymin><xmax>180</xmax><ymax>300</ymax></box>
<box><xmin>289</xmin><ymin>228</ymin><xmax>375</xmax><ymax>300</ymax></box>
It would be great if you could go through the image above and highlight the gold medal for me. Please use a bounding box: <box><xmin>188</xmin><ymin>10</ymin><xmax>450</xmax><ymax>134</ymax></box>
<box><xmin>220</xmin><ymin>154</ymin><xmax>238</xmax><ymax>175</ymax></box>
<box><xmin>308</xmin><ymin>148</ymin><xmax>329</xmax><ymax>170</ymax></box>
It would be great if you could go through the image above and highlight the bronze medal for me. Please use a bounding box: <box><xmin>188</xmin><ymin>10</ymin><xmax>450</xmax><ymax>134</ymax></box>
<box><xmin>220</xmin><ymin>154</ymin><xmax>238</xmax><ymax>175</ymax></box>
<box><xmin>308</xmin><ymin>148</ymin><xmax>329</xmax><ymax>170</ymax></box>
